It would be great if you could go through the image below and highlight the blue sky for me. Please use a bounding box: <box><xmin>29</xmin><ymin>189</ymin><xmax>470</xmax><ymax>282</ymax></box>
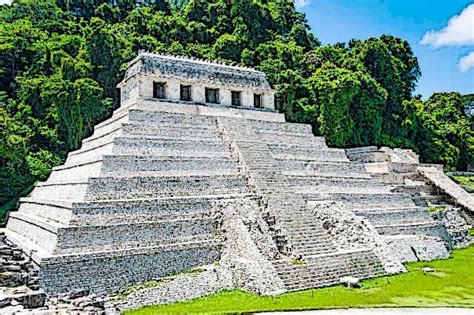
<box><xmin>297</xmin><ymin>0</ymin><xmax>474</xmax><ymax>98</ymax></box>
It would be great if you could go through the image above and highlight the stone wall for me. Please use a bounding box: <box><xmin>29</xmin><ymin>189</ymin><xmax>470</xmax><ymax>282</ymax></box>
<box><xmin>432</xmin><ymin>209</ymin><xmax>472</xmax><ymax>249</ymax></box>
<box><xmin>39</xmin><ymin>242</ymin><xmax>220</xmax><ymax>294</ymax></box>
<box><xmin>129</xmin><ymin>53</ymin><xmax>272</xmax><ymax>89</ymax></box>
<box><xmin>140</xmin><ymin>77</ymin><xmax>275</xmax><ymax>109</ymax></box>
<box><xmin>110</xmin><ymin>267</ymin><xmax>232</xmax><ymax>313</ymax></box>
<box><xmin>118</xmin><ymin>52</ymin><xmax>276</xmax><ymax>110</ymax></box>
<box><xmin>345</xmin><ymin>145</ymin><xmax>471</xmax><ymax>262</ymax></box>
<box><xmin>384</xmin><ymin>236</ymin><xmax>449</xmax><ymax>262</ymax></box>
<box><xmin>138</xmin><ymin>99</ymin><xmax>285</xmax><ymax>121</ymax></box>
<box><xmin>217</xmin><ymin>198</ymin><xmax>285</xmax><ymax>295</ymax></box>
<box><xmin>417</xmin><ymin>166</ymin><xmax>474</xmax><ymax>217</ymax></box>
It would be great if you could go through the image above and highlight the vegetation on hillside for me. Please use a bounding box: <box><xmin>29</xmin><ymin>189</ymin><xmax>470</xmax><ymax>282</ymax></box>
<box><xmin>452</xmin><ymin>175</ymin><xmax>474</xmax><ymax>191</ymax></box>
<box><xmin>126</xmin><ymin>246</ymin><xmax>474</xmax><ymax>313</ymax></box>
<box><xmin>0</xmin><ymin>0</ymin><xmax>473</xmax><ymax>219</ymax></box>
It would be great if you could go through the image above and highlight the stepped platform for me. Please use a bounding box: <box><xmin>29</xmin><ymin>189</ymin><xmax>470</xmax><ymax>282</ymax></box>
<box><xmin>273</xmin><ymin>249</ymin><xmax>385</xmax><ymax>292</ymax></box>
<box><xmin>3</xmin><ymin>101</ymin><xmax>261</xmax><ymax>294</ymax></box>
<box><xmin>220</xmin><ymin>115</ymin><xmax>450</xmax><ymax>272</ymax></box>
<box><xmin>345</xmin><ymin>147</ymin><xmax>460</xmax><ymax>259</ymax></box>
<box><xmin>217</xmin><ymin>116</ymin><xmax>400</xmax><ymax>291</ymax></box>
<box><xmin>3</xmin><ymin>77</ymin><xmax>454</xmax><ymax>297</ymax></box>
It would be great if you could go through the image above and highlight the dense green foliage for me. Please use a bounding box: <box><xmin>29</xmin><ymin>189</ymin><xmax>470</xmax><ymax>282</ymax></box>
<box><xmin>0</xmin><ymin>0</ymin><xmax>472</xmax><ymax>220</ymax></box>
<box><xmin>127</xmin><ymin>246</ymin><xmax>474</xmax><ymax>313</ymax></box>
<box><xmin>402</xmin><ymin>93</ymin><xmax>473</xmax><ymax>170</ymax></box>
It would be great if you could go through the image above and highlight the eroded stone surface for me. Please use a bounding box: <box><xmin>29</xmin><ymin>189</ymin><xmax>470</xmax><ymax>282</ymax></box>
<box><xmin>217</xmin><ymin>198</ymin><xmax>285</xmax><ymax>295</ymax></box>
<box><xmin>0</xmin><ymin>232</ymin><xmax>39</xmax><ymax>290</ymax></box>
<box><xmin>432</xmin><ymin>208</ymin><xmax>472</xmax><ymax>248</ymax></box>
<box><xmin>308</xmin><ymin>201</ymin><xmax>405</xmax><ymax>274</ymax></box>
<box><xmin>109</xmin><ymin>267</ymin><xmax>231</xmax><ymax>313</ymax></box>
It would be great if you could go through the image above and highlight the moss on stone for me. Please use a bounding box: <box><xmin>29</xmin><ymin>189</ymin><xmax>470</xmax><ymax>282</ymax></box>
<box><xmin>291</xmin><ymin>259</ymin><xmax>305</xmax><ymax>266</ymax></box>
<box><xmin>117</xmin><ymin>280</ymin><xmax>165</xmax><ymax>300</ymax></box>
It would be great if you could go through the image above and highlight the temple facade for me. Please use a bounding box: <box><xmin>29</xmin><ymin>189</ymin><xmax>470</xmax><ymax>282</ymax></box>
<box><xmin>117</xmin><ymin>52</ymin><xmax>276</xmax><ymax>110</ymax></box>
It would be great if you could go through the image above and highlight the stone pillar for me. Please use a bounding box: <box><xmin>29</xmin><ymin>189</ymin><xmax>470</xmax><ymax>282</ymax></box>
<box><xmin>167</xmin><ymin>79</ymin><xmax>181</xmax><ymax>101</ymax></box>
<box><xmin>263</xmin><ymin>92</ymin><xmax>275</xmax><ymax>110</ymax></box>
<box><xmin>193</xmin><ymin>84</ymin><xmax>206</xmax><ymax>103</ymax></box>
<box><xmin>242</xmin><ymin>91</ymin><xmax>252</xmax><ymax>108</ymax></box>
<box><xmin>140</xmin><ymin>77</ymin><xmax>151</xmax><ymax>99</ymax></box>
<box><xmin>220</xmin><ymin>88</ymin><xmax>232</xmax><ymax>106</ymax></box>
<box><xmin>119</xmin><ymin>77</ymin><xmax>140</xmax><ymax>107</ymax></box>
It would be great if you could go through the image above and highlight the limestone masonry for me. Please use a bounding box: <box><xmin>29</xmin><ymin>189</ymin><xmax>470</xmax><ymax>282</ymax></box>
<box><xmin>1</xmin><ymin>53</ymin><xmax>473</xmax><ymax>310</ymax></box>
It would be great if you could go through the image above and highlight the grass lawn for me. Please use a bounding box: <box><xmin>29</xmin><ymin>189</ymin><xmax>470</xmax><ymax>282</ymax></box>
<box><xmin>452</xmin><ymin>175</ymin><xmax>474</xmax><ymax>190</ymax></box>
<box><xmin>126</xmin><ymin>246</ymin><xmax>474</xmax><ymax>314</ymax></box>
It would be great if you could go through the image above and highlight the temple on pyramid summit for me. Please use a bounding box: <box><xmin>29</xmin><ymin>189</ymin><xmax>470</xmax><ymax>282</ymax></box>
<box><xmin>2</xmin><ymin>53</ymin><xmax>472</xmax><ymax>305</ymax></box>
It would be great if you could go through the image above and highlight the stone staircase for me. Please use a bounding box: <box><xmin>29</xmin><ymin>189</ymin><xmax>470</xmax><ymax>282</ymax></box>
<box><xmin>417</xmin><ymin>167</ymin><xmax>474</xmax><ymax>220</ymax></box>
<box><xmin>345</xmin><ymin>147</ymin><xmax>460</xmax><ymax>260</ymax></box>
<box><xmin>272</xmin><ymin>249</ymin><xmax>385</xmax><ymax>292</ymax></box>
<box><xmin>265</xmin><ymin>196</ymin><xmax>338</xmax><ymax>257</ymax></box>
<box><xmin>217</xmin><ymin>117</ymin><xmax>389</xmax><ymax>291</ymax></box>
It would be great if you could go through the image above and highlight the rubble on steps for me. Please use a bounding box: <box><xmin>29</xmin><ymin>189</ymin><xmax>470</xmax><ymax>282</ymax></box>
<box><xmin>0</xmin><ymin>232</ymin><xmax>39</xmax><ymax>290</ymax></box>
<box><xmin>0</xmin><ymin>231</ymin><xmax>107</xmax><ymax>314</ymax></box>
<box><xmin>431</xmin><ymin>207</ymin><xmax>472</xmax><ymax>249</ymax></box>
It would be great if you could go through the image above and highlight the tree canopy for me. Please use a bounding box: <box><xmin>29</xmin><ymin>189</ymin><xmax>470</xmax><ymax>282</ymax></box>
<box><xmin>0</xmin><ymin>0</ymin><xmax>472</xmax><ymax>220</ymax></box>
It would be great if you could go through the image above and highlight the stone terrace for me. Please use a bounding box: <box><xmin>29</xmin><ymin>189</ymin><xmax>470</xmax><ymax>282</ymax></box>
<box><xmin>5</xmin><ymin>102</ymin><xmax>252</xmax><ymax>294</ymax></box>
<box><xmin>3</xmin><ymin>99</ymin><xmax>455</xmax><ymax>296</ymax></box>
<box><xmin>1</xmin><ymin>54</ymin><xmax>458</xmax><ymax>300</ymax></box>
<box><xmin>217</xmin><ymin>116</ymin><xmax>402</xmax><ymax>291</ymax></box>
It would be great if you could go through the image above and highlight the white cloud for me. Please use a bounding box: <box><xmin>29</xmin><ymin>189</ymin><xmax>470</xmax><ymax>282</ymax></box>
<box><xmin>294</xmin><ymin>0</ymin><xmax>311</xmax><ymax>9</ymax></box>
<box><xmin>421</xmin><ymin>4</ymin><xmax>474</xmax><ymax>72</ymax></box>
<box><xmin>421</xmin><ymin>4</ymin><xmax>474</xmax><ymax>47</ymax></box>
<box><xmin>459</xmin><ymin>51</ymin><xmax>474</xmax><ymax>72</ymax></box>
<box><xmin>0</xmin><ymin>0</ymin><xmax>12</xmax><ymax>5</ymax></box>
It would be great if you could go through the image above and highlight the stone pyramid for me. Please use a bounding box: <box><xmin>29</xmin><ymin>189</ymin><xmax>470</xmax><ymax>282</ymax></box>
<box><xmin>3</xmin><ymin>53</ymin><xmax>451</xmax><ymax>295</ymax></box>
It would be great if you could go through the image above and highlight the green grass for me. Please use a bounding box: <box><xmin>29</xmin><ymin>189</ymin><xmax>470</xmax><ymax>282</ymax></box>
<box><xmin>452</xmin><ymin>175</ymin><xmax>474</xmax><ymax>190</ymax></box>
<box><xmin>428</xmin><ymin>205</ymin><xmax>448</xmax><ymax>213</ymax></box>
<box><xmin>126</xmin><ymin>246</ymin><xmax>474</xmax><ymax>314</ymax></box>
<box><xmin>291</xmin><ymin>259</ymin><xmax>305</xmax><ymax>266</ymax></box>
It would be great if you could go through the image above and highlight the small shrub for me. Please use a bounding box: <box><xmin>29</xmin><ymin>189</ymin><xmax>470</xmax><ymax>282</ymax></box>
<box><xmin>291</xmin><ymin>259</ymin><xmax>305</xmax><ymax>266</ymax></box>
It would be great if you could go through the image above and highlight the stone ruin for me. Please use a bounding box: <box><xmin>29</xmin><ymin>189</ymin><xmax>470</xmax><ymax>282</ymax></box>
<box><xmin>346</xmin><ymin>146</ymin><xmax>474</xmax><ymax>250</ymax></box>
<box><xmin>1</xmin><ymin>53</ymin><xmax>472</xmax><ymax>311</ymax></box>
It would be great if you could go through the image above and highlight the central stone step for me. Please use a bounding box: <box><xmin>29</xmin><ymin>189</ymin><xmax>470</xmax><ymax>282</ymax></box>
<box><xmin>272</xmin><ymin>249</ymin><xmax>386</xmax><ymax>292</ymax></box>
<box><xmin>122</xmin><ymin>122</ymin><xmax>221</xmax><ymax>139</ymax></box>
<box><xmin>128</xmin><ymin>109</ymin><xmax>219</xmax><ymax>126</ymax></box>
